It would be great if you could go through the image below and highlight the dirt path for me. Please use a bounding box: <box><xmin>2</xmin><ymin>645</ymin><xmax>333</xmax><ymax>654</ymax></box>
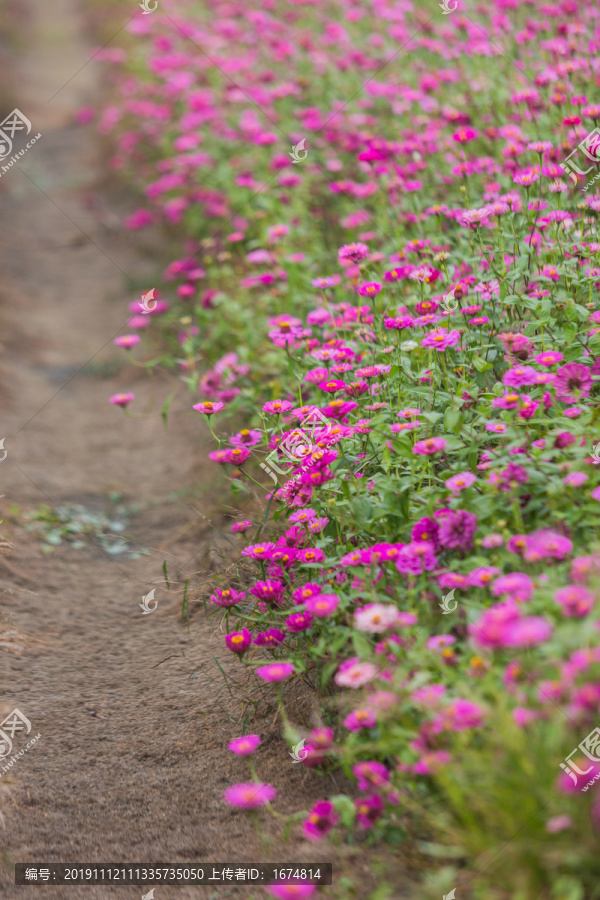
<box><xmin>0</xmin><ymin>2</ymin><xmax>342</xmax><ymax>897</ymax></box>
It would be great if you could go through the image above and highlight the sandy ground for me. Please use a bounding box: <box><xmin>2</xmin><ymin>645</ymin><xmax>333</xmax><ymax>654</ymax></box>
<box><xmin>0</xmin><ymin>1</ymin><xmax>376</xmax><ymax>897</ymax></box>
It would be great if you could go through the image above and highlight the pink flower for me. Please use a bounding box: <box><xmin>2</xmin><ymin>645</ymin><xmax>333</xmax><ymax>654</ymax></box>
<box><xmin>445</xmin><ymin>471</ymin><xmax>476</xmax><ymax>493</ymax></box>
<box><xmin>354</xmin><ymin>603</ymin><xmax>399</xmax><ymax>632</ymax></box>
<box><xmin>554</xmin><ymin>363</ymin><xmax>593</xmax><ymax>403</ymax></box>
<box><xmin>110</xmin><ymin>392</ymin><xmax>135</xmax><ymax>408</ymax></box>
<box><xmin>432</xmin><ymin>698</ymin><xmax>485</xmax><ymax>732</ymax></box>
<box><xmin>223</xmin><ymin>782</ymin><xmax>276</xmax><ymax>808</ymax></box>
<box><xmin>555</xmin><ymin>585</ymin><xmax>595</xmax><ymax>617</ymax></box>
<box><xmin>193</xmin><ymin>400</ymin><xmax>225</xmax><ymax>415</ymax></box>
<box><xmin>535</xmin><ymin>350</ymin><xmax>563</xmax><ymax>367</ymax></box>
<box><xmin>338</xmin><ymin>242</ymin><xmax>369</xmax><ymax>264</ymax></box>
<box><xmin>334</xmin><ymin>658</ymin><xmax>378</xmax><ymax>688</ymax></box>
<box><xmin>502</xmin><ymin>366</ymin><xmax>539</xmax><ymax>387</ymax></box>
<box><xmin>413</xmin><ymin>437</ymin><xmax>447</xmax><ymax>456</ymax></box>
<box><xmin>114</xmin><ymin>335</ymin><xmax>141</xmax><ymax>349</ymax></box>
<box><xmin>563</xmin><ymin>472</ymin><xmax>588</xmax><ymax>487</ymax></box>
<box><xmin>306</xmin><ymin>593</ymin><xmax>339</xmax><ymax>617</ymax></box>
<box><xmin>503</xmin><ymin>616</ymin><xmax>553</xmax><ymax>647</ymax></box>
<box><xmin>420</xmin><ymin>329</ymin><xmax>460</xmax><ymax>351</ymax></box>
<box><xmin>263</xmin><ymin>399</ymin><xmax>293</xmax><ymax>415</ymax></box>
<box><xmin>228</xmin><ymin>734</ymin><xmax>261</xmax><ymax>755</ymax></box>
<box><xmin>256</xmin><ymin>662</ymin><xmax>294</xmax><ymax>682</ymax></box>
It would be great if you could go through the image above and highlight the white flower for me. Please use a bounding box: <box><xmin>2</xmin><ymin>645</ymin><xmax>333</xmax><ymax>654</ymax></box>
<box><xmin>354</xmin><ymin>603</ymin><xmax>399</xmax><ymax>633</ymax></box>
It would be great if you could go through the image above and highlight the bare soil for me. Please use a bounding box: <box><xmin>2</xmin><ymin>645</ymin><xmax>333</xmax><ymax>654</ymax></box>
<box><xmin>0</xmin><ymin>2</ymin><xmax>414</xmax><ymax>898</ymax></box>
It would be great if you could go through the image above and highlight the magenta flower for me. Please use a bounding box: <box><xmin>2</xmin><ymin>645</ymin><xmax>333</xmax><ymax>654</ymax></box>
<box><xmin>303</xmin><ymin>800</ymin><xmax>339</xmax><ymax>840</ymax></box>
<box><xmin>225</xmin><ymin>628</ymin><xmax>252</xmax><ymax>654</ymax></box>
<box><xmin>338</xmin><ymin>242</ymin><xmax>369</xmax><ymax>263</ymax></box>
<box><xmin>193</xmin><ymin>400</ymin><xmax>225</xmax><ymax>415</ymax></box>
<box><xmin>438</xmin><ymin>509</ymin><xmax>477</xmax><ymax>552</ymax></box>
<box><xmin>554</xmin><ymin>363</ymin><xmax>593</xmax><ymax>402</ymax></box>
<box><xmin>255</xmin><ymin>662</ymin><xmax>294</xmax><ymax>682</ymax></box>
<box><xmin>285</xmin><ymin>610</ymin><xmax>313</xmax><ymax>632</ymax></box>
<box><xmin>210</xmin><ymin>588</ymin><xmax>246</xmax><ymax>607</ymax></box>
<box><xmin>413</xmin><ymin>437</ymin><xmax>447</xmax><ymax>456</ymax></box>
<box><xmin>241</xmin><ymin>542</ymin><xmax>277</xmax><ymax>560</ymax></box>
<box><xmin>254</xmin><ymin>628</ymin><xmax>286</xmax><ymax>647</ymax></box>
<box><xmin>268</xmin><ymin>887</ymin><xmax>316</xmax><ymax>900</ymax></box>
<box><xmin>230</xmin><ymin>520</ymin><xmax>252</xmax><ymax>533</ymax></box>
<box><xmin>358</xmin><ymin>281</ymin><xmax>382</xmax><ymax>297</ymax></box>
<box><xmin>223</xmin><ymin>782</ymin><xmax>276</xmax><ymax>808</ymax></box>
<box><xmin>355</xmin><ymin>793</ymin><xmax>384</xmax><ymax>829</ymax></box>
<box><xmin>353</xmin><ymin>760</ymin><xmax>390</xmax><ymax>790</ymax></box>
<box><xmin>110</xmin><ymin>392</ymin><xmax>135</xmax><ymax>408</ymax></box>
<box><xmin>318</xmin><ymin>379</ymin><xmax>347</xmax><ymax>393</ymax></box>
<box><xmin>228</xmin><ymin>734</ymin><xmax>261</xmax><ymax>756</ymax></box>
<box><xmin>344</xmin><ymin>708</ymin><xmax>377</xmax><ymax>731</ymax></box>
